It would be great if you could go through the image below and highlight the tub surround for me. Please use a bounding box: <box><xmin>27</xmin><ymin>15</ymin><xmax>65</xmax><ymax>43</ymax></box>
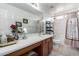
<box><xmin>0</xmin><ymin>33</ymin><xmax>53</xmax><ymax>56</ymax></box>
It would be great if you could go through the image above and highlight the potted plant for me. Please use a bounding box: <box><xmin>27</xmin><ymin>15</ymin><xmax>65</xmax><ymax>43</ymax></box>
<box><xmin>10</xmin><ymin>24</ymin><xmax>19</xmax><ymax>40</ymax></box>
<box><xmin>10</xmin><ymin>24</ymin><xmax>17</xmax><ymax>33</ymax></box>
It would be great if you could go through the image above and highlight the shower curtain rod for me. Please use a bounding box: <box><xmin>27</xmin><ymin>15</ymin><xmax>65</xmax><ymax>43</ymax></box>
<box><xmin>52</xmin><ymin>10</ymin><xmax>79</xmax><ymax>17</ymax></box>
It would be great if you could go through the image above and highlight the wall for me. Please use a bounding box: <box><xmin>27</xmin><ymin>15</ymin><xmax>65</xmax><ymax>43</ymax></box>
<box><xmin>0</xmin><ymin>3</ymin><xmax>40</xmax><ymax>34</ymax></box>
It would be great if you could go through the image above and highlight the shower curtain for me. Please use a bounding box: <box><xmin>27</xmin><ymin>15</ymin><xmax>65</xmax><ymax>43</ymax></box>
<box><xmin>66</xmin><ymin>12</ymin><xmax>79</xmax><ymax>48</ymax></box>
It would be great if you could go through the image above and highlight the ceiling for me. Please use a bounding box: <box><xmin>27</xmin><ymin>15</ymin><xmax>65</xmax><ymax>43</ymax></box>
<box><xmin>7</xmin><ymin>3</ymin><xmax>43</xmax><ymax>16</ymax></box>
<box><xmin>39</xmin><ymin>3</ymin><xmax>79</xmax><ymax>16</ymax></box>
<box><xmin>8</xmin><ymin>3</ymin><xmax>79</xmax><ymax>17</ymax></box>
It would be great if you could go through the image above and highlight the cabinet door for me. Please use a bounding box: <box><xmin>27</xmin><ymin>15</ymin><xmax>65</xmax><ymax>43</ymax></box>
<box><xmin>48</xmin><ymin>38</ymin><xmax>53</xmax><ymax>53</ymax></box>
<box><xmin>34</xmin><ymin>40</ymin><xmax>48</xmax><ymax>56</ymax></box>
<box><xmin>34</xmin><ymin>38</ymin><xmax>53</xmax><ymax>56</ymax></box>
<box><xmin>48</xmin><ymin>39</ymin><xmax>52</xmax><ymax>53</ymax></box>
<box><xmin>42</xmin><ymin>39</ymin><xmax>49</xmax><ymax>56</ymax></box>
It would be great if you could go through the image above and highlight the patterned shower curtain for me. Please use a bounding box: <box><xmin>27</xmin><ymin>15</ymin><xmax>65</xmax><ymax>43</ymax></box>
<box><xmin>66</xmin><ymin>12</ymin><xmax>79</xmax><ymax>48</ymax></box>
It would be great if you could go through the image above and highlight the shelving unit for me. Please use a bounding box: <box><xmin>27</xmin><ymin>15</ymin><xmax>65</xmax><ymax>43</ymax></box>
<box><xmin>45</xmin><ymin>21</ymin><xmax>54</xmax><ymax>34</ymax></box>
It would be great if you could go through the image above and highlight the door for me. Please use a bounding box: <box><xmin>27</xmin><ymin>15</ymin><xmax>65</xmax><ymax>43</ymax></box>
<box><xmin>54</xmin><ymin>16</ymin><xmax>66</xmax><ymax>44</ymax></box>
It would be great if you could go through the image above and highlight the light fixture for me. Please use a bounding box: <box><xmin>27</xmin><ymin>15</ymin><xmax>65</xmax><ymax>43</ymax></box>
<box><xmin>31</xmin><ymin>3</ymin><xmax>39</xmax><ymax>7</ymax></box>
<box><xmin>46</xmin><ymin>17</ymin><xmax>54</xmax><ymax>22</ymax></box>
<box><xmin>56</xmin><ymin>15</ymin><xmax>64</xmax><ymax>19</ymax></box>
<box><xmin>23</xmin><ymin>28</ymin><xmax>28</xmax><ymax>33</ymax></box>
<box><xmin>28</xmin><ymin>3</ymin><xmax>40</xmax><ymax>11</ymax></box>
<box><xmin>64</xmin><ymin>15</ymin><xmax>67</xmax><ymax>18</ymax></box>
<box><xmin>77</xmin><ymin>12</ymin><xmax>79</xmax><ymax>15</ymax></box>
<box><xmin>56</xmin><ymin>7</ymin><xmax>64</xmax><ymax>13</ymax></box>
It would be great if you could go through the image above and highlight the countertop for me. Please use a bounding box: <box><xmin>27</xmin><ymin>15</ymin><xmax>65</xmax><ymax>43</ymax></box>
<box><xmin>0</xmin><ymin>33</ymin><xmax>53</xmax><ymax>56</ymax></box>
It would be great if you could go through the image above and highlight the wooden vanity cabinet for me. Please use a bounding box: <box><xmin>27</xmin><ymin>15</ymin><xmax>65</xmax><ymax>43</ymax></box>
<box><xmin>6</xmin><ymin>37</ymin><xmax>53</xmax><ymax>56</ymax></box>
<box><xmin>34</xmin><ymin>37</ymin><xmax>53</xmax><ymax>56</ymax></box>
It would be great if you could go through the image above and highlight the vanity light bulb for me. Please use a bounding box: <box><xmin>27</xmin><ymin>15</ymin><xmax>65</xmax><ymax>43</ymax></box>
<box><xmin>23</xmin><ymin>28</ymin><xmax>27</xmax><ymax>33</ymax></box>
<box><xmin>77</xmin><ymin>12</ymin><xmax>79</xmax><ymax>15</ymax></box>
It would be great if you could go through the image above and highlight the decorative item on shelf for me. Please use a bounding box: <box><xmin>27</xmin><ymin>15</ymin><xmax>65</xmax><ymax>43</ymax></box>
<box><xmin>6</xmin><ymin>34</ymin><xmax>16</xmax><ymax>44</ymax></box>
<box><xmin>10</xmin><ymin>24</ymin><xmax>19</xmax><ymax>40</ymax></box>
<box><xmin>23</xmin><ymin>18</ymin><xmax>28</xmax><ymax>24</ymax></box>
<box><xmin>0</xmin><ymin>34</ymin><xmax>2</xmax><ymax>44</ymax></box>
<box><xmin>17</xmin><ymin>27</ymin><xmax>23</xmax><ymax>33</ymax></box>
<box><xmin>6</xmin><ymin>35</ymin><xmax>15</xmax><ymax>42</ymax></box>
<box><xmin>12</xmin><ymin>32</ymin><xmax>19</xmax><ymax>40</ymax></box>
<box><xmin>0</xmin><ymin>33</ymin><xmax>7</xmax><ymax>47</ymax></box>
<box><xmin>1</xmin><ymin>32</ymin><xmax>7</xmax><ymax>44</ymax></box>
<box><xmin>22</xmin><ymin>28</ymin><xmax>28</xmax><ymax>39</ymax></box>
<box><xmin>0</xmin><ymin>32</ymin><xmax>16</xmax><ymax>47</ymax></box>
<box><xmin>16</xmin><ymin>22</ymin><xmax>22</xmax><ymax>27</ymax></box>
<box><xmin>10</xmin><ymin>24</ymin><xmax>17</xmax><ymax>33</ymax></box>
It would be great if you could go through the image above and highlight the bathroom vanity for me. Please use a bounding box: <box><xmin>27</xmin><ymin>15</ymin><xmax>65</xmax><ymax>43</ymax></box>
<box><xmin>0</xmin><ymin>34</ymin><xmax>53</xmax><ymax>56</ymax></box>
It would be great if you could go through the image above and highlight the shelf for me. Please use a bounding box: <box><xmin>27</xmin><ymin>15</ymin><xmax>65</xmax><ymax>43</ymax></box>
<box><xmin>46</xmin><ymin>30</ymin><xmax>52</xmax><ymax>31</ymax></box>
<box><xmin>46</xmin><ymin>27</ymin><xmax>52</xmax><ymax>28</ymax></box>
<box><xmin>45</xmin><ymin>21</ymin><xmax>54</xmax><ymax>34</ymax></box>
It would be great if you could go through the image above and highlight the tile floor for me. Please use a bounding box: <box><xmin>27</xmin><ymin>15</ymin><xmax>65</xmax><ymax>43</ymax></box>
<box><xmin>49</xmin><ymin>43</ymin><xmax>79</xmax><ymax>56</ymax></box>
